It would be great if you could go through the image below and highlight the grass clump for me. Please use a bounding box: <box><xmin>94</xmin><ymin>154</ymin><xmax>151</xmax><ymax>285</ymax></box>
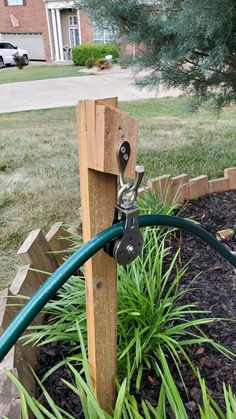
<box><xmin>8</xmin><ymin>329</ymin><xmax>236</xmax><ymax>418</ymax></box>
<box><xmin>0</xmin><ymin>157</ymin><xmax>15</xmax><ymax>172</ymax></box>
<box><xmin>15</xmin><ymin>194</ymin><xmax>235</xmax><ymax>417</ymax></box>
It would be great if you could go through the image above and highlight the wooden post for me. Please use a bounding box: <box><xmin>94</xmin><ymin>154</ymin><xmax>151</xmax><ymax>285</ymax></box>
<box><xmin>77</xmin><ymin>97</ymin><xmax>138</xmax><ymax>412</ymax></box>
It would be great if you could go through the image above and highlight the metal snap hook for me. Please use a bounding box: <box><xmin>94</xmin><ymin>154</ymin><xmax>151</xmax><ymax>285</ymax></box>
<box><xmin>117</xmin><ymin>183</ymin><xmax>136</xmax><ymax>208</ymax></box>
<box><xmin>126</xmin><ymin>165</ymin><xmax>145</xmax><ymax>193</ymax></box>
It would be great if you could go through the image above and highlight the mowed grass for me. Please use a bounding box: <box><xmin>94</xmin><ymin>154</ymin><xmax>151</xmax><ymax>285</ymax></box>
<box><xmin>0</xmin><ymin>107</ymin><xmax>79</xmax><ymax>287</ymax></box>
<box><xmin>0</xmin><ymin>97</ymin><xmax>236</xmax><ymax>288</ymax></box>
<box><xmin>0</xmin><ymin>63</ymin><xmax>88</xmax><ymax>84</ymax></box>
<box><xmin>121</xmin><ymin>99</ymin><xmax>236</xmax><ymax>180</ymax></box>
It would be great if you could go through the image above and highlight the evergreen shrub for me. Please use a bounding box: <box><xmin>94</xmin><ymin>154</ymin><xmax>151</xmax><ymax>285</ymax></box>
<box><xmin>72</xmin><ymin>43</ymin><xmax>119</xmax><ymax>66</ymax></box>
<box><xmin>13</xmin><ymin>53</ymin><xmax>26</xmax><ymax>70</ymax></box>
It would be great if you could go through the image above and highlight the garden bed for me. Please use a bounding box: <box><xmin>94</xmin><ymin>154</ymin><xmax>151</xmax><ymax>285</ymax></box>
<box><xmin>35</xmin><ymin>190</ymin><xmax>236</xmax><ymax>417</ymax></box>
<box><xmin>171</xmin><ymin>190</ymin><xmax>236</xmax><ymax>414</ymax></box>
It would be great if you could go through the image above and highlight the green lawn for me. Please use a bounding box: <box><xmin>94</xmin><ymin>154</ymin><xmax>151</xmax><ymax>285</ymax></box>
<box><xmin>0</xmin><ymin>63</ymin><xmax>88</xmax><ymax>84</ymax></box>
<box><xmin>121</xmin><ymin>99</ymin><xmax>236</xmax><ymax>181</ymax></box>
<box><xmin>0</xmin><ymin>97</ymin><xmax>236</xmax><ymax>288</ymax></box>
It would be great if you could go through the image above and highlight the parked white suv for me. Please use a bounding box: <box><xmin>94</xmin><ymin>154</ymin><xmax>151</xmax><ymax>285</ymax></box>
<box><xmin>0</xmin><ymin>42</ymin><xmax>29</xmax><ymax>69</ymax></box>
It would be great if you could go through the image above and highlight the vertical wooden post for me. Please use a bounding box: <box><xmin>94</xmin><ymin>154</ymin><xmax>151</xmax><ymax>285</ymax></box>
<box><xmin>77</xmin><ymin>97</ymin><xmax>138</xmax><ymax>412</ymax></box>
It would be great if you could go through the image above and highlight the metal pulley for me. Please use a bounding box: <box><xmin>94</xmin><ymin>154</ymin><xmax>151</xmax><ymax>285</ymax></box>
<box><xmin>112</xmin><ymin>204</ymin><xmax>143</xmax><ymax>265</ymax></box>
<box><xmin>105</xmin><ymin>141</ymin><xmax>144</xmax><ymax>265</ymax></box>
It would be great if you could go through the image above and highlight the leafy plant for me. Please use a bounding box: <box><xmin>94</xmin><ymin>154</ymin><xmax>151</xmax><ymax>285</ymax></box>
<box><xmin>117</xmin><ymin>226</ymin><xmax>220</xmax><ymax>383</ymax></box>
<box><xmin>13</xmin><ymin>53</ymin><xmax>26</xmax><ymax>70</ymax></box>
<box><xmin>7</xmin><ymin>326</ymin><xmax>236</xmax><ymax>418</ymax></box>
<box><xmin>197</xmin><ymin>369</ymin><xmax>236</xmax><ymax>419</ymax></box>
<box><xmin>5</xmin><ymin>326</ymin><xmax>155</xmax><ymax>418</ymax></box>
<box><xmin>72</xmin><ymin>44</ymin><xmax>119</xmax><ymax>66</ymax></box>
<box><xmin>15</xmin><ymin>192</ymin><xmax>236</xmax><ymax>416</ymax></box>
<box><xmin>22</xmin><ymin>275</ymin><xmax>87</xmax><ymax>349</ymax></box>
<box><xmin>21</xmin><ymin>230</ymin><xmax>230</xmax><ymax>416</ymax></box>
<box><xmin>21</xmin><ymin>190</ymin><xmax>176</xmax><ymax>349</ymax></box>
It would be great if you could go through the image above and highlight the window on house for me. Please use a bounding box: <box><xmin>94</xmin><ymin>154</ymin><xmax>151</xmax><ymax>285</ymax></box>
<box><xmin>6</xmin><ymin>0</ymin><xmax>25</xmax><ymax>5</ymax></box>
<box><xmin>69</xmin><ymin>28</ymin><xmax>79</xmax><ymax>47</ymax></box>
<box><xmin>93</xmin><ymin>25</ymin><xmax>115</xmax><ymax>44</ymax></box>
<box><xmin>69</xmin><ymin>15</ymin><xmax>78</xmax><ymax>26</ymax></box>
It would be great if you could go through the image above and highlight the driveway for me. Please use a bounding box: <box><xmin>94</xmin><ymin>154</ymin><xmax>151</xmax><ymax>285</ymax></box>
<box><xmin>0</xmin><ymin>70</ymin><xmax>180</xmax><ymax>113</ymax></box>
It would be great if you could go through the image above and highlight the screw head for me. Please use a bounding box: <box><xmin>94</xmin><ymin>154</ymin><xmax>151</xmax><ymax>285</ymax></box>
<box><xmin>126</xmin><ymin>245</ymin><xmax>135</xmax><ymax>254</ymax></box>
<box><xmin>124</xmin><ymin>154</ymin><xmax>129</xmax><ymax>161</ymax></box>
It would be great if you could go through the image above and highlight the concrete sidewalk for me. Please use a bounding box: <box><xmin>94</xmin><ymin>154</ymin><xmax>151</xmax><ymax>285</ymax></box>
<box><xmin>0</xmin><ymin>70</ymin><xmax>180</xmax><ymax>113</ymax></box>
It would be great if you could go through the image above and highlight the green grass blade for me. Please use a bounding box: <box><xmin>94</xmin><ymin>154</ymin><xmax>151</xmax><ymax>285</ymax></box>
<box><xmin>6</xmin><ymin>370</ymin><xmax>45</xmax><ymax>419</ymax></box>
<box><xmin>113</xmin><ymin>378</ymin><xmax>127</xmax><ymax>419</ymax></box>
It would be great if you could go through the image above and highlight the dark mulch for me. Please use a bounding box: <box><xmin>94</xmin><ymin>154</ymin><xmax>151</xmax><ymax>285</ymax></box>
<box><xmin>173</xmin><ymin>190</ymin><xmax>236</xmax><ymax>415</ymax></box>
<box><xmin>36</xmin><ymin>190</ymin><xmax>236</xmax><ymax>417</ymax></box>
<box><xmin>36</xmin><ymin>341</ymin><xmax>84</xmax><ymax>417</ymax></box>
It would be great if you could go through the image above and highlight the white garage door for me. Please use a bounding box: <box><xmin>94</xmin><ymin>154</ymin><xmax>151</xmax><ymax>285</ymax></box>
<box><xmin>0</xmin><ymin>33</ymin><xmax>45</xmax><ymax>60</ymax></box>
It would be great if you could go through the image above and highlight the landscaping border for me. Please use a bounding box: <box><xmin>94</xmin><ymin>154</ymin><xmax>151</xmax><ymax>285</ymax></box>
<box><xmin>0</xmin><ymin>222</ymin><xmax>80</xmax><ymax>419</ymax></box>
<box><xmin>143</xmin><ymin>167</ymin><xmax>236</xmax><ymax>204</ymax></box>
<box><xmin>1</xmin><ymin>167</ymin><xmax>236</xmax><ymax>418</ymax></box>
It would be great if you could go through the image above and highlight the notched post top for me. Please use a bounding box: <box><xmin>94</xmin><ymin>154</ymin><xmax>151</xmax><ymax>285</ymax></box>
<box><xmin>83</xmin><ymin>99</ymin><xmax>138</xmax><ymax>178</ymax></box>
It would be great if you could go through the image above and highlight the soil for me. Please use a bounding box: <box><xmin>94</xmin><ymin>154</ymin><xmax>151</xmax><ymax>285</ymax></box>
<box><xmin>36</xmin><ymin>190</ymin><xmax>236</xmax><ymax>418</ymax></box>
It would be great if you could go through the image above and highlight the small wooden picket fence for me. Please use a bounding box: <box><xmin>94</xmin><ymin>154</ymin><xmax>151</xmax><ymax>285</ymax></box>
<box><xmin>1</xmin><ymin>167</ymin><xmax>236</xmax><ymax>418</ymax></box>
<box><xmin>0</xmin><ymin>222</ymin><xmax>81</xmax><ymax>418</ymax></box>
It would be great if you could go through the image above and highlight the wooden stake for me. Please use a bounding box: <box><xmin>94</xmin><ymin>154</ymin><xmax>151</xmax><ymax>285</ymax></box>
<box><xmin>77</xmin><ymin>97</ymin><xmax>137</xmax><ymax>412</ymax></box>
<box><xmin>46</xmin><ymin>222</ymin><xmax>72</xmax><ymax>265</ymax></box>
<box><xmin>17</xmin><ymin>229</ymin><xmax>59</xmax><ymax>282</ymax></box>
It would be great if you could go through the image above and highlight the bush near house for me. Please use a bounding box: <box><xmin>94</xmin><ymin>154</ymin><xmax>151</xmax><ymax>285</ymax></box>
<box><xmin>72</xmin><ymin>43</ymin><xmax>119</xmax><ymax>66</ymax></box>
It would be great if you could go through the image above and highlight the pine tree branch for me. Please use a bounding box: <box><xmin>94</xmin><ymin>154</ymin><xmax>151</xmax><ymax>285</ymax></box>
<box><xmin>183</xmin><ymin>59</ymin><xmax>228</xmax><ymax>77</ymax></box>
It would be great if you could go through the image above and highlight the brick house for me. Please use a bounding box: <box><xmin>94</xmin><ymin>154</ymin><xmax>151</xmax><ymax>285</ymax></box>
<box><xmin>0</xmin><ymin>0</ymin><xmax>117</xmax><ymax>61</ymax></box>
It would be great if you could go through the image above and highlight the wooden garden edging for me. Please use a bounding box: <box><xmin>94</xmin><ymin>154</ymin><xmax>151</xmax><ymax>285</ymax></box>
<box><xmin>144</xmin><ymin>167</ymin><xmax>236</xmax><ymax>204</ymax></box>
<box><xmin>0</xmin><ymin>222</ymin><xmax>79</xmax><ymax>419</ymax></box>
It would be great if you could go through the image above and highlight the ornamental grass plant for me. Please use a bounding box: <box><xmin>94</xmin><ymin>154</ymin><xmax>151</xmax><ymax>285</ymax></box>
<box><xmin>7</xmin><ymin>329</ymin><xmax>236</xmax><ymax>419</ymax></box>
<box><xmin>12</xmin><ymin>192</ymin><xmax>235</xmax><ymax>417</ymax></box>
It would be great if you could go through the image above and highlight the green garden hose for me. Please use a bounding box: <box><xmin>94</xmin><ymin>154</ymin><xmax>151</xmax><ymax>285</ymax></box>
<box><xmin>0</xmin><ymin>214</ymin><xmax>236</xmax><ymax>362</ymax></box>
